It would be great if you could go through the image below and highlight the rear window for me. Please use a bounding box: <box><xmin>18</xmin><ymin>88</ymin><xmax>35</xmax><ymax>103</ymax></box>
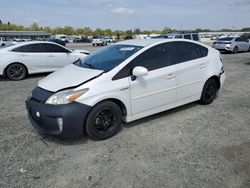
<box><xmin>184</xmin><ymin>35</ymin><xmax>192</xmax><ymax>40</ymax></box>
<box><xmin>192</xmin><ymin>34</ymin><xmax>199</xmax><ymax>41</ymax></box>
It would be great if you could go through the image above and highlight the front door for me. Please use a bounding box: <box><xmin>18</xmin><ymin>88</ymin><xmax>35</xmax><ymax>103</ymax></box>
<box><xmin>129</xmin><ymin>43</ymin><xmax>177</xmax><ymax>114</ymax></box>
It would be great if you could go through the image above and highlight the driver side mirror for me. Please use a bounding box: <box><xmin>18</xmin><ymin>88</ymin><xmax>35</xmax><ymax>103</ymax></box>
<box><xmin>132</xmin><ymin>66</ymin><xmax>148</xmax><ymax>77</ymax></box>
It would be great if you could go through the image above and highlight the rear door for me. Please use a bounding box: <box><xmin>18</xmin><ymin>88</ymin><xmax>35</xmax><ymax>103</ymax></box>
<box><xmin>11</xmin><ymin>44</ymin><xmax>48</xmax><ymax>73</ymax></box>
<box><xmin>40</xmin><ymin>43</ymin><xmax>77</xmax><ymax>71</ymax></box>
<box><xmin>171</xmin><ymin>41</ymin><xmax>209</xmax><ymax>100</ymax></box>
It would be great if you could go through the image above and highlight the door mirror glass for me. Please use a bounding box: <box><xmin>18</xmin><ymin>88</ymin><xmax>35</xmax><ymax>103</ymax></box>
<box><xmin>132</xmin><ymin>66</ymin><xmax>148</xmax><ymax>77</ymax></box>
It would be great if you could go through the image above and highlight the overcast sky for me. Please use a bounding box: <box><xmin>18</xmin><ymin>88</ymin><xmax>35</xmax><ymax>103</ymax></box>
<box><xmin>0</xmin><ymin>0</ymin><xmax>249</xmax><ymax>30</ymax></box>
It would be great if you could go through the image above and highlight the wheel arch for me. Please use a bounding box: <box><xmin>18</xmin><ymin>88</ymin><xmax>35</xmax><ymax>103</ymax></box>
<box><xmin>4</xmin><ymin>62</ymin><xmax>29</xmax><ymax>77</ymax></box>
<box><xmin>206</xmin><ymin>75</ymin><xmax>221</xmax><ymax>89</ymax></box>
<box><xmin>91</xmin><ymin>98</ymin><xmax>127</xmax><ymax>116</ymax></box>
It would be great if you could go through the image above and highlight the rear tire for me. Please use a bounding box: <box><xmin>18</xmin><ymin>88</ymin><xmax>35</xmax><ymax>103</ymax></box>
<box><xmin>248</xmin><ymin>47</ymin><xmax>250</xmax><ymax>52</ymax></box>
<box><xmin>232</xmin><ymin>46</ymin><xmax>238</xmax><ymax>54</ymax></box>
<box><xmin>85</xmin><ymin>101</ymin><xmax>122</xmax><ymax>140</ymax></box>
<box><xmin>6</xmin><ymin>63</ymin><xmax>27</xmax><ymax>81</ymax></box>
<box><xmin>199</xmin><ymin>79</ymin><xmax>218</xmax><ymax>105</ymax></box>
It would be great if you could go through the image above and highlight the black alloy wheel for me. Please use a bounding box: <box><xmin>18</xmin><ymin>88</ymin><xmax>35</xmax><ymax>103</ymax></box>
<box><xmin>85</xmin><ymin>101</ymin><xmax>122</xmax><ymax>140</ymax></box>
<box><xmin>200</xmin><ymin>79</ymin><xmax>218</xmax><ymax>105</ymax></box>
<box><xmin>6</xmin><ymin>63</ymin><xmax>27</xmax><ymax>80</ymax></box>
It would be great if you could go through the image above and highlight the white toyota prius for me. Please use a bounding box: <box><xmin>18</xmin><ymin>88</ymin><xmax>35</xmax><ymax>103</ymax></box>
<box><xmin>26</xmin><ymin>39</ymin><xmax>225</xmax><ymax>140</ymax></box>
<box><xmin>0</xmin><ymin>41</ymin><xmax>88</xmax><ymax>80</ymax></box>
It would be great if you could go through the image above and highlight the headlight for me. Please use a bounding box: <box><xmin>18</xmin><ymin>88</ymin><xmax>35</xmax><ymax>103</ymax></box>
<box><xmin>46</xmin><ymin>88</ymin><xmax>89</xmax><ymax>105</ymax></box>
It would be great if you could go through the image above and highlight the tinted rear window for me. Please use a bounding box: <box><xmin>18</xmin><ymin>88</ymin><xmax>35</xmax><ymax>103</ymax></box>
<box><xmin>192</xmin><ymin>34</ymin><xmax>199</xmax><ymax>41</ymax></box>
<box><xmin>184</xmin><ymin>35</ymin><xmax>192</xmax><ymax>39</ymax></box>
<box><xmin>171</xmin><ymin>41</ymin><xmax>208</xmax><ymax>64</ymax></box>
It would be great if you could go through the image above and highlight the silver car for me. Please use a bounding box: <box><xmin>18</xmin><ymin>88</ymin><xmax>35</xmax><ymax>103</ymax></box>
<box><xmin>213</xmin><ymin>37</ymin><xmax>250</xmax><ymax>53</ymax></box>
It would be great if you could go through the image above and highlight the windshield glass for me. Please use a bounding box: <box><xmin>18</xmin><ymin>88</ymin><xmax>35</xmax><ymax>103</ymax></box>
<box><xmin>74</xmin><ymin>44</ymin><xmax>143</xmax><ymax>72</ymax></box>
<box><xmin>218</xmin><ymin>37</ymin><xmax>234</xmax><ymax>41</ymax></box>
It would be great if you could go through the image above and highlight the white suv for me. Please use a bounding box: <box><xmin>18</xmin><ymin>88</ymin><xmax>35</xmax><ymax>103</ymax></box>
<box><xmin>26</xmin><ymin>39</ymin><xmax>225</xmax><ymax>140</ymax></box>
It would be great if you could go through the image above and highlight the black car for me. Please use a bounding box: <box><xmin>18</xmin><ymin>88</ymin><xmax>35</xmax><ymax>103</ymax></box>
<box><xmin>73</xmin><ymin>37</ymin><xmax>92</xmax><ymax>43</ymax></box>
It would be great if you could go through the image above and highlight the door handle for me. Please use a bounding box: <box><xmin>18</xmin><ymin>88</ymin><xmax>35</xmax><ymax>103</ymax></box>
<box><xmin>166</xmin><ymin>73</ymin><xmax>175</xmax><ymax>79</ymax></box>
<box><xmin>20</xmin><ymin>54</ymin><xmax>27</xmax><ymax>57</ymax></box>
<box><xmin>48</xmin><ymin>55</ymin><xmax>54</xmax><ymax>57</ymax></box>
<box><xmin>199</xmin><ymin>63</ymin><xmax>206</xmax><ymax>69</ymax></box>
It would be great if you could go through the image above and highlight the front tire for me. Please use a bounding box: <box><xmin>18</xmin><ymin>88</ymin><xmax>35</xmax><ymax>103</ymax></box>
<box><xmin>232</xmin><ymin>46</ymin><xmax>238</xmax><ymax>54</ymax></box>
<box><xmin>6</xmin><ymin>63</ymin><xmax>27</xmax><ymax>81</ymax></box>
<box><xmin>85</xmin><ymin>101</ymin><xmax>122</xmax><ymax>140</ymax></box>
<box><xmin>199</xmin><ymin>79</ymin><xmax>218</xmax><ymax>105</ymax></box>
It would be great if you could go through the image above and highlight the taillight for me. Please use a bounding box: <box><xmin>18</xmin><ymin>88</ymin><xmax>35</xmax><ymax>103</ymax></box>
<box><xmin>224</xmin><ymin>41</ymin><xmax>231</xmax><ymax>44</ymax></box>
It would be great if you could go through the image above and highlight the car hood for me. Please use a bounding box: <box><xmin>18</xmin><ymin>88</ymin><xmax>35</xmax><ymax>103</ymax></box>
<box><xmin>38</xmin><ymin>64</ymin><xmax>103</xmax><ymax>92</ymax></box>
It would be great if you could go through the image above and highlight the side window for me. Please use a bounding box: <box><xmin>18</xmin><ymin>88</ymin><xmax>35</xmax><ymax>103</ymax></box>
<box><xmin>40</xmin><ymin>43</ymin><xmax>70</xmax><ymax>53</ymax></box>
<box><xmin>184</xmin><ymin>35</ymin><xmax>191</xmax><ymax>40</ymax></box>
<box><xmin>235</xmin><ymin>38</ymin><xmax>241</xmax><ymax>42</ymax></box>
<box><xmin>175</xmin><ymin>35</ymin><xmax>183</xmax><ymax>39</ymax></box>
<box><xmin>192</xmin><ymin>34</ymin><xmax>199</xmax><ymax>41</ymax></box>
<box><xmin>113</xmin><ymin>43</ymin><xmax>172</xmax><ymax>80</ymax></box>
<box><xmin>171</xmin><ymin>41</ymin><xmax>208</xmax><ymax>64</ymax></box>
<box><xmin>12</xmin><ymin>44</ymin><xmax>41</xmax><ymax>53</ymax></box>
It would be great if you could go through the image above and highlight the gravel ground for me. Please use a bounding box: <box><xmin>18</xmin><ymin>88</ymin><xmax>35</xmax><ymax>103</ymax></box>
<box><xmin>0</xmin><ymin>44</ymin><xmax>250</xmax><ymax>188</ymax></box>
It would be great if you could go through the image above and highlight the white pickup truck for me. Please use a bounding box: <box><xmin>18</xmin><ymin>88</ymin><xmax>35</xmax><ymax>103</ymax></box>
<box><xmin>0</xmin><ymin>38</ymin><xmax>13</xmax><ymax>47</ymax></box>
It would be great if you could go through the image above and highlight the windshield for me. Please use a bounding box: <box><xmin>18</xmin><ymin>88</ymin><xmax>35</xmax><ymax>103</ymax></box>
<box><xmin>75</xmin><ymin>44</ymin><xmax>143</xmax><ymax>72</ymax></box>
<box><xmin>218</xmin><ymin>37</ymin><xmax>234</xmax><ymax>41</ymax></box>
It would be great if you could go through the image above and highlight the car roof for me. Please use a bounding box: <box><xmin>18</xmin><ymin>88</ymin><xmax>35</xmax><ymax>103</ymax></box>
<box><xmin>1</xmin><ymin>41</ymin><xmax>66</xmax><ymax>51</ymax></box>
<box><xmin>118</xmin><ymin>39</ymin><xmax>168</xmax><ymax>47</ymax></box>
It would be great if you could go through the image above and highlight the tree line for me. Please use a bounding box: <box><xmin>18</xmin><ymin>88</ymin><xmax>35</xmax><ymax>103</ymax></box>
<box><xmin>0</xmin><ymin>20</ymin><xmax>249</xmax><ymax>36</ymax></box>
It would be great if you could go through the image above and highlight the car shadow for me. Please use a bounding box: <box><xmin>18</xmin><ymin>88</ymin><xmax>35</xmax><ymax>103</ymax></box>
<box><xmin>37</xmin><ymin>133</ymin><xmax>89</xmax><ymax>146</ymax></box>
<box><xmin>220</xmin><ymin>51</ymin><xmax>248</xmax><ymax>55</ymax></box>
<box><xmin>245</xmin><ymin>62</ymin><xmax>250</xmax><ymax>65</ymax></box>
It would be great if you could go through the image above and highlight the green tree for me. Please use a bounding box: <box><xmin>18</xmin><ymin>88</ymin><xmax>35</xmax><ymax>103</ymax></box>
<box><xmin>133</xmin><ymin>28</ymin><xmax>141</xmax><ymax>34</ymax></box>
<box><xmin>94</xmin><ymin>28</ymin><xmax>104</xmax><ymax>36</ymax></box>
<box><xmin>161</xmin><ymin>26</ymin><xmax>172</xmax><ymax>34</ymax></box>
<box><xmin>63</xmin><ymin>26</ymin><xmax>74</xmax><ymax>35</ymax></box>
<box><xmin>125</xmin><ymin>29</ymin><xmax>133</xmax><ymax>36</ymax></box>
<box><xmin>104</xmin><ymin>29</ymin><xmax>112</xmax><ymax>36</ymax></box>
<box><xmin>30</xmin><ymin>22</ymin><xmax>40</xmax><ymax>31</ymax></box>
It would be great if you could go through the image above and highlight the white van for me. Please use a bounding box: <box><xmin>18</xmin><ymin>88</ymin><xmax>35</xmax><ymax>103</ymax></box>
<box><xmin>26</xmin><ymin>39</ymin><xmax>225</xmax><ymax>140</ymax></box>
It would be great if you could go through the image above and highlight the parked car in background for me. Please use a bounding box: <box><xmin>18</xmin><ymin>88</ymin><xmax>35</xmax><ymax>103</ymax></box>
<box><xmin>0</xmin><ymin>38</ymin><xmax>13</xmax><ymax>47</ymax></box>
<box><xmin>26</xmin><ymin>39</ymin><xmax>225</xmax><ymax>140</ymax></box>
<box><xmin>104</xmin><ymin>36</ymin><xmax>116</xmax><ymax>43</ymax></box>
<box><xmin>92</xmin><ymin>36</ymin><xmax>107</xmax><ymax>46</ymax></box>
<box><xmin>55</xmin><ymin>35</ymin><xmax>69</xmax><ymax>43</ymax></box>
<box><xmin>241</xmin><ymin>33</ymin><xmax>250</xmax><ymax>39</ymax></box>
<box><xmin>73</xmin><ymin>37</ymin><xmax>92</xmax><ymax>43</ymax></box>
<box><xmin>73</xmin><ymin>49</ymin><xmax>90</xmax><ymax>55</ymax></box>
<box><xmin>124</xmin><ymin>36</ymin><xmax>133</xmax><ymax>40</ymax></box>
<box><xmin>212</xmin><ymin>37</ymin><xmax>250</xmax><ymax>53</ymax></box>
<box><xmin>0</xmin><ymin>41</ymin><xmax>88</xmax><ymax>80</ymax></box>
<box><xmin>49</xmin><ymin>39</ymin><xmax>66</xmax><ymax>46</ymax></box>
<box><xmin>151</xmin><ymin>33</ymin><xmax>200</xmax><ymax>42</ymax></box>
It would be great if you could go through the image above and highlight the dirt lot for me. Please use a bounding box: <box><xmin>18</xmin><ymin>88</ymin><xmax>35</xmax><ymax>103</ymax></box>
<box><xmin>0</xmin><ymin>45</ymin><xmax>250</xmax><ymax>188</ymax></box>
